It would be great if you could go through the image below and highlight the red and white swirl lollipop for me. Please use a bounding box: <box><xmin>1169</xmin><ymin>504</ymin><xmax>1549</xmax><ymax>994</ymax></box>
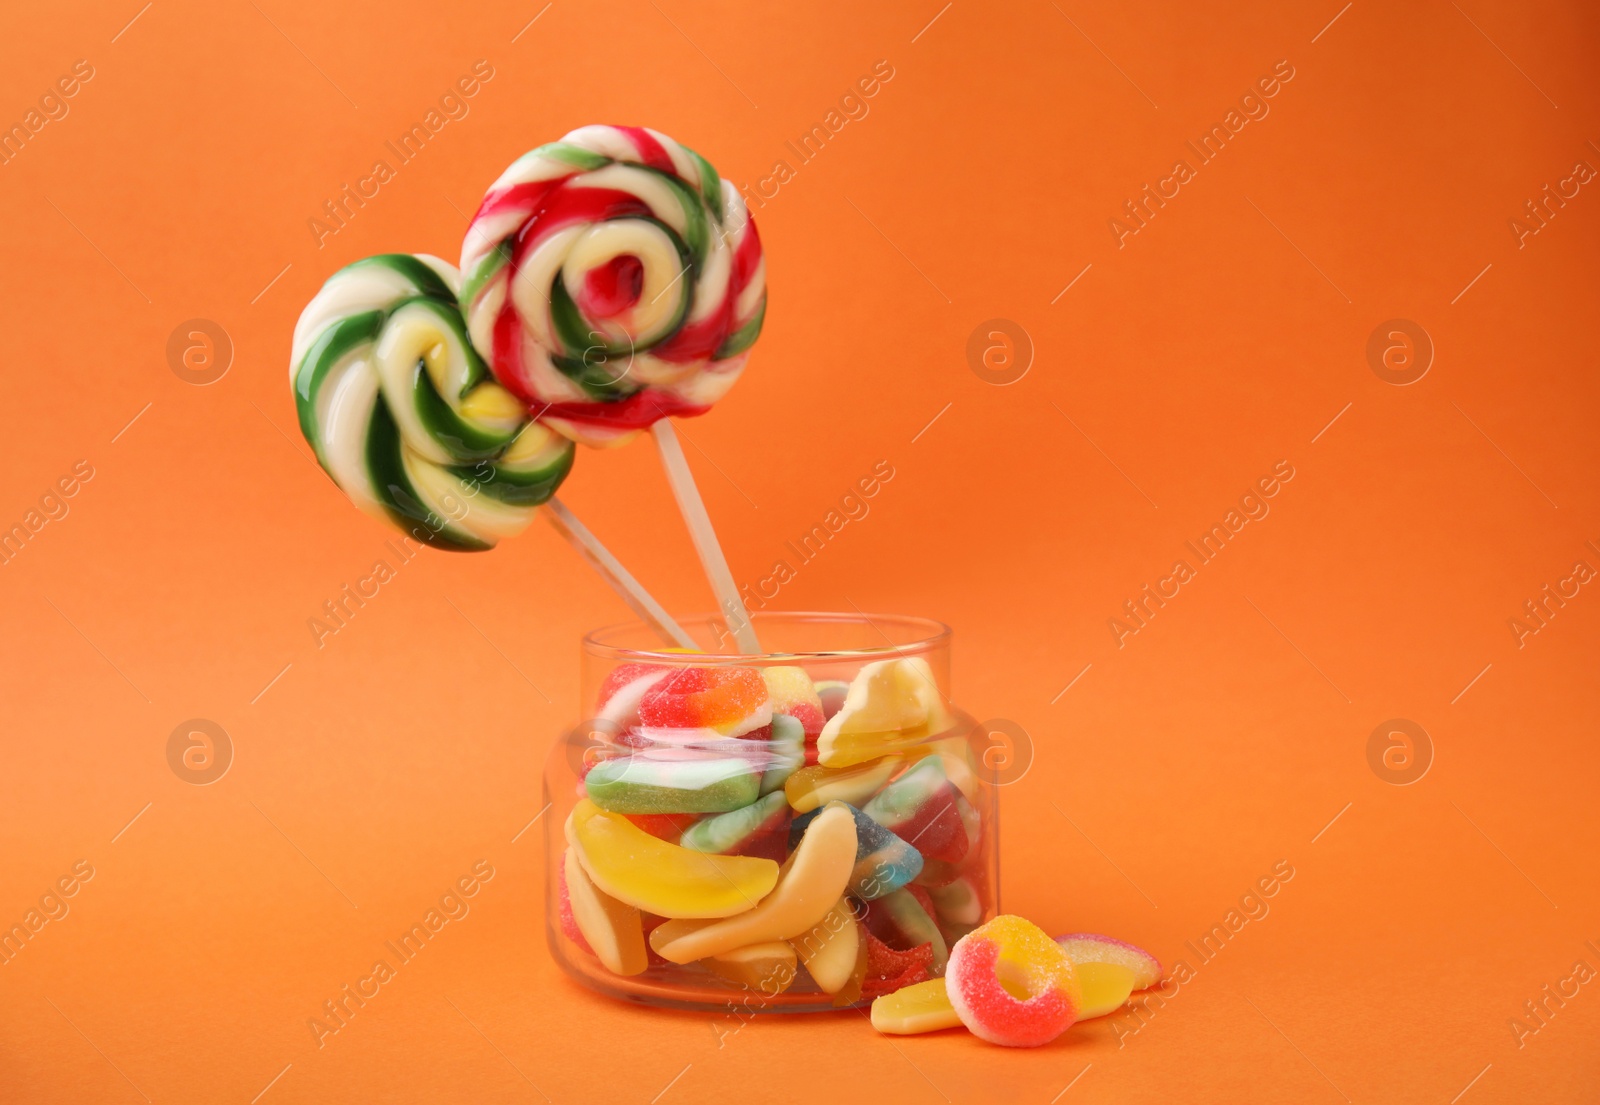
<box><xmin>462</xmin><ymin>126</ymin><xmax>768</xmax><ymax>651</ymax></box>
<box><xmin>460</xmin><ymin>124</ymin><xmax>766</xmax><ymax>449</ymax></box>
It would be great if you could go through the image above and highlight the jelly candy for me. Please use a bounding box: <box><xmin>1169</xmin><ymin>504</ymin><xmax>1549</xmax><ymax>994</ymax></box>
<box><xmin>784</xmin><ymin>756</ymin><xmax>901</xmax><ymax>814</ymax></box>
<box><xmin>814</xmin><ymin>679</ymin><xmax>850</xmax><ymax>719</ymax></box>
<box><xmin>706</xmin><ymin>941</ymin><xmax>797</xmax><ymax>994</ymax></box>
<box><xmin>1055</xmin><ymin>933</ymin><xmax>1161</xmax><ymax>1018</ymax></box>
<box><xmin>557</xmin><ymin>857</ymin><xmax>594</xmax><ymax>955</ymax></box>
<box><xmin>815</xmin><ymin>658</ymin><xmax>951</xmax><ymax>768</ymax></box>
<box><xmin>596</xmin><ymin>662</ymin><xmax>670</xmax><ymax>726</ymax></box>
<box><xmin>640</xmin><ymin>912</ymin><xmax>672</xmax><ymax>967</ymax></box>
<box><xmin>624</xmin><ymin>812</ymin><xmax>699</xmax><ymax>842</ymax></box>
<box><xmin>638</xmin><ymin>666</ymin><xmax>771</xmax><ymax>736</ymax></box>
<box><xmin>562</xmin><ymin>847</ymin><xmax>648</xmax><ymax>976</ymax></box>
<box><xmin>945</xmin><ymin>916</ymin><xmax>1082</xmax><ymax>1047</ymax></box>
<box><xmin>860</xmin><ymin>925</ymin><xmax>935</xmax><ymax>999</ymax></box>
<box><xmin>1068</xmin><ymin>962</ymin><xmax>1135</xmax><ymax>1020</ymax></box>
<box><xmin>789</xmin><ymin>803</ymin><xmax>921</xmax><ymax>900</ymax></box>
<box><xmin>929</xmin><ymin>876</ymin><xmax>983</xmax><ymax>931</ymax></box>
<box><xmin>862</xmin><ymin>755</ymin><xmax>976</xmax><ymax>864</ymax></box>
<box><xmin>762</xmin><ymin>666</ymin><xmax>825</xmax><ymax>737</ymax></box>
<box><xmin>566</xmin><ymin>799</ymin><xmax>779</xmax><ymax>919</ymax></box>
<box><xmin>872</xmin><ymin>926</ymin><xmax>1152</xmax><ymax>1035</ymax></box>
<box><xmin>929</xmin><ymin>737</ymin><xmax>983</xmax><ymax>803</ymax></box>
<box><xmin>833</xmin><ymin>921</ymin><xmax>872</xmax><ymax>1006</ymax></box>
<box><xmin>1055</xmin><ymin>932</ymin><xmax>1162</xmax><ymax>990</ymax></box>
<box><xmin>870</xmin><ymin>977</ymin><xmax>962</xmax><ymax>1035</ymax></box>
<box><xmin>760</xmin><ymin>713</ymin><xmax>806</xmax><ymax>796</ymax></box>
<box><xmin>860</xmin><ymin>887</ymin><xmax>949</xmax><ymax>972</ymax></box>
<box><xmin>650</xmin><ymin>802</ymin><xmax>858</xmax><ymax>963</ymax></box>
<box><xmin>791</xmin><ymin>898</ymin><xmax>859</xmax><ymax>994</ymax></box>
<box><xmin>585</xmin><ymin>750</ymin><xmax>760</xmax><ymax>814</ymax></box>
<box><xmin>680</xmin><ymin>791</ymin><xmax>790</xmax><ymax>861</ymax></box>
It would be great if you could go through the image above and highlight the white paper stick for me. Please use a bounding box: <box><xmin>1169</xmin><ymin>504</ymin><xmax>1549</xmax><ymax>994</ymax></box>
<box><xmin>649</xmin><ymin>420</ymin><xmax>760</xmax><ymax>654</ymax></box>
<box><xmin>543</xmin><ymin>497</ymin><xmax>696</xmax><ymax>649</ymax></box>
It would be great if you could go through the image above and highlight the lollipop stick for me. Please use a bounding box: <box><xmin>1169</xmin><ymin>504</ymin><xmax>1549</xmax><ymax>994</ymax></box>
<box><xmin>543</xmin><ymin>497</ymin><xmax>696</xmax><ymax>649</ymax></box>
<box><xmin>649</xmin><ymin>420</ymin><xmax>761</xmax><ymax>654</ymax></box>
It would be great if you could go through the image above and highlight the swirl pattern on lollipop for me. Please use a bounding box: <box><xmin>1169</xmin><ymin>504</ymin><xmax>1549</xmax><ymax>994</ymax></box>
<box><xmin>460</xmin><ymin>125</ymin><xmax>767</xmax><ymax>447</ymax></box>
<box><xmin>291</xmin><ymin>253</ymin><xmax>574</xmax><ymax>551</ymax></box>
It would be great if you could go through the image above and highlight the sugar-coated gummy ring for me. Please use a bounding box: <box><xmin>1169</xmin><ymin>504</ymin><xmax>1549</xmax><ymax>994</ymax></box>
<box><xmin>290</xmin><ymin>253</ymin><xmax>575</xmax><ymax>551</ymax></box>
<box><xmin>459</xmin><ymin>125</ymin><xmax>767</xmax><ymax>447</ymax></box>
<box><xmin>945</xmin><ymin>915</ymin><xmax>1082</xmax><ymax>1047</ymax></box>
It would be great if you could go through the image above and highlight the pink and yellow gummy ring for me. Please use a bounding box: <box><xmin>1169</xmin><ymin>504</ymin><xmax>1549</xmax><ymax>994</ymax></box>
<box><xmin>945</xmin><ymin>915</ymin><xmax>1083</xmax><ymax>1047</ymax></box>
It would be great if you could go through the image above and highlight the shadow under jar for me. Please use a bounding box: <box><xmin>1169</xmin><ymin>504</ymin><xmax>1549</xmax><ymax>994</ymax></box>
<box><xmin>545</xmin><ymin>611</ymin><xmax>999</xmax><ymax>1012</ymax></box>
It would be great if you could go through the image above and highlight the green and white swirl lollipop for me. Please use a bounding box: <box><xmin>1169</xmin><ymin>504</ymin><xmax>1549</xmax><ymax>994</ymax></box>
<box><xmin>291</xmin><ymin>253</ymin><xmax>574</xmax><ymax>552</ymax></box>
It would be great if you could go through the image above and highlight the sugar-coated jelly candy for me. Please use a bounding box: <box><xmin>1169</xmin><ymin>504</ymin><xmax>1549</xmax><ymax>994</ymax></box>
<box><xmin>862</xmin><ymin>755</ymin><xmax>976</xmax><ymax>864</ymax></box>
<box><xmin>816</xmin><ymin>658</ymin><xmax>951</xmax><ymax>767</ymax></box>
<box><xmin>760</xmin><ymin>713</ymin><xmax>806</xmax><ymax>796</ymax></box>
<box><xmin>566</xmin><ymin>799</ymin><xmax>779</xmax><ymax>919</ymax></box>
<box><xmin>1055</xmin><ymin>933</ymin><xmax>1162</xmax><ymax>1018</ymax></box>
<box><xmin>790</xmin><ymin>803</ymin><xmax>922</xmax><ymax>900</ymax></box>
<box><xmin>860</xmin><ymin>887</ymin><xmax>949</xmax><ymax>972</ymax></box>
<box><xmin>946</xmin><ymin>916</ymin><xmax>1082</xmax><ymax>1047</ymax></box>
<box><xmin>706</xmin><ymin>941</ymin><xmax>797</xmax><ymax>994</ymax></box>
<box><xmin>1054</xmin><ymin>932</ymin><xmax>1162</xmax><ymax>990</ymax></box>
<box><xmin>784</xmin><ymin>756</ymin><xmax>901</xmax><ymax>814</ymax></box>
<box><xmin>870</xmin><ymin>978</ymin><xmax>962</xmax><ymax>1035</ymax></box>
<box><xmin>639</xmin><ymin>666</ymin><xmax>771</xmax><ymax>736</ymax></box>
<box><xmin>596</xmin><ymin>663</ymin><xmax>670</xmax><ymax>726</ymax></box>
<box><xmin>680</xmin><ymin>791</ymin><xmax>790</xmax><ymax>861</ymax></box>
<box><xmin>650</xmin><ymin>802</ymin><xmax>858</xmax><ymax>963</ymax></box>
<box><xmin>562</xmin><ymin>847</ymin><xmax>648</xmax><ymax>976</ymax></box>
<box><xmin>762</xmin><ymin>666</ymin><xmax>825</xmax><ymax>736</ymax></box>
<box><xmin>861</xmin><ymin>925</ymin><xmax>935</xmax><ymax>999</ymax></box>
<box><xmin>792</xmin><ymin>898</ymin><xmax>859</xmax><ymax>994</ymax></box>
<box><xmin>585</xmin><ymin>751</ymin><xmax>760</xmax><ymax>814</ymax></box>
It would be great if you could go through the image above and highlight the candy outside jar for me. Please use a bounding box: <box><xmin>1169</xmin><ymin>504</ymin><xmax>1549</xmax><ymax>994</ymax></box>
<box><xmin>545</xmin><ymin>612</ymin><xmax>1000</xmax><ymax>1012</ymax></box>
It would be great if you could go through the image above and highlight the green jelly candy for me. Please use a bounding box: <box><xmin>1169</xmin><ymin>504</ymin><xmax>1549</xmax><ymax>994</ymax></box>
<box><xmin>585</xmin><ymin>754</ymin><xmax>759</xmax><ymax>814</ymax></box>
<box><xmin>759</xmin><ymin>713</ymin><xmax>806</xmax><ymax>796</ymax></box>
<box><xmin>680</xmin><ymin>791</ymin><xmax>790</xmax><ymax>854</ymax></box>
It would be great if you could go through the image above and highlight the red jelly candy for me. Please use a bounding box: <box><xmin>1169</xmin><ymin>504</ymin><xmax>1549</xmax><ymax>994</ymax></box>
<box><xmin>638</xmin><ymin>666</ymin><xmax>769</xmax><ymax>735</ymax></box>
<box><xmin>597</xmin><ymin>662</ymin><xmax>669</xmax><ymax>711</ymax></box>
<box><xmin>557</xmin><ymin>861</ymin><xmax>594</xmax><ymax>955</ymax></box>
<box><xmin>625</xmin><ymin>812</ymin><xmax>699</xmax><ymax>842</ymax></box>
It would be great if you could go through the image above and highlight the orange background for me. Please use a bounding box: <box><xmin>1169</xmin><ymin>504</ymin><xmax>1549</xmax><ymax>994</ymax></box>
<box><xmin>2</xmin><ymin>0</ymin><xmax>1598</xmax><ymax>1101</ymax></box>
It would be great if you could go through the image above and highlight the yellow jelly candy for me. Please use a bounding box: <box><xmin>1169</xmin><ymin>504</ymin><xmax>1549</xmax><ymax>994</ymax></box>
<box><xmin>784</xmin><ymin>756</ymin><xmax>901</xmax><ymax>813</ymax></box>
<box><xmin>870</xmin><ymin>978</ymin><xmax>963</xmax><ymax>1035</ymax></box>
<box><xmin>566</xmin><ymin>799</ymin><xmax>779</xmax><ymax>919</ymax></box>
<box><xmin>816</xmin><ymin>658</ymin><xmax>952</xmax><ymax>768</ymax></box>
<box><xmin>706</xmin><ymin>941</ymin><xmax>797</xmax><ymax>994</ymax></box>
<box><xmin>791</xmin><ymin>898</ymin><xmax>859</xmax><ymax>993</ymax></box>
<box><xmin>651</xmin><ymin>803</ymin><xmax>858</xmax><ymax>963</ymax></box>
<box><xmin>1073</xmin><ymin>961</ymin><xmax>1137</xmax><ymax>1019</ymax></box>
<box><xmin>1054</xmin><ymin>932</ymin><xmax>1160</xmax><ymax>1017</ymax></box>
<box><xmin>562</xmin><ymin>847</ymin><xmax>647</xmax><ymax>976</ymax></box>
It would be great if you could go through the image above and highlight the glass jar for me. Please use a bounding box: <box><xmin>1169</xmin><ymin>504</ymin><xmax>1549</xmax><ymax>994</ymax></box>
<box><xmin>544</xmin><ymin>611</ymin><xmax>999</xmax><ymax>1012</ymax></box>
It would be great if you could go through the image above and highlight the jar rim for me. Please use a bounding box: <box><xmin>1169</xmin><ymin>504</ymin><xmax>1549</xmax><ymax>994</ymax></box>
<box><xmin>582</xmin><ymin>610</ymin><xmax>951</xmax><ymax>662</ymax></box>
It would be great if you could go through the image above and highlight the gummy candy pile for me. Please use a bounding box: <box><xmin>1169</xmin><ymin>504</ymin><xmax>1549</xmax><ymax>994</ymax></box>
<box><xmin>561</xmin><ymin>654</ymin><xmax>1164</xmax><ymax>1044</ymax></box>
<box><xmin>874</xmin><ymin>919</ymin><xmax>1163</xmax><ymax>1047</ymax></box>
<box><xmin>562</xmin><ymin>655</ymin><xmax>990</xmax><ymax>1003</ymax></box>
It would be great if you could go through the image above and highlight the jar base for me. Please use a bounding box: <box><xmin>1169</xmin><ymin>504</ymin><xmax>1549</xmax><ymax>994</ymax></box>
<box><xmin>548</xmin><ymin>926</ymin><xmax>871</xmax><ymax>1014</ymax></box>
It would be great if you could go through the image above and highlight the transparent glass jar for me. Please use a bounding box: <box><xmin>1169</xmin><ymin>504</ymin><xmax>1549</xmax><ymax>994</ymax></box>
<box><xmin>544</xmin><ymin>612</ymin><xmax>999</xmax><ymax>1012</ymax></box>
